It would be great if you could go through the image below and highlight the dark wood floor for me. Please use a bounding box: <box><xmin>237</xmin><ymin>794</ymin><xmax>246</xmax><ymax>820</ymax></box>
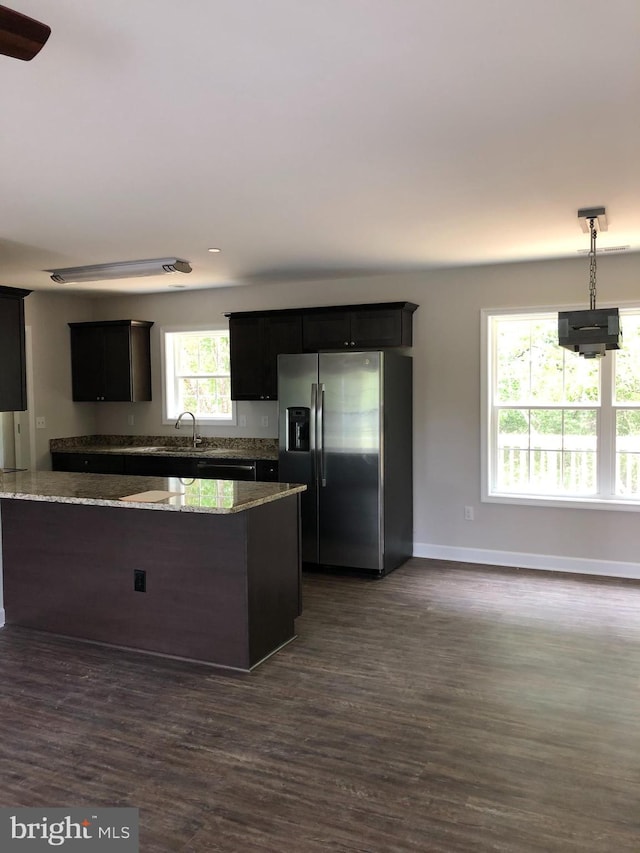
<box><xmin>1</xmin><ymin>558</ymin><xmax>640</xmax><ymax>852</ymax></box>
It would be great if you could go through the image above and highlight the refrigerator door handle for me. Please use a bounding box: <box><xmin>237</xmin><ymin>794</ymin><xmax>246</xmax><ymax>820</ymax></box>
<box><xmin>310</xmin><ymin>382</ymin><xmax>318</xmax><ymax>453</ymax></box>
<box><xmin>311</xmin><ymin>382</ymin><xmax>318</xmax><ymax>476</ymax></box>
<box><xmin>318</xmin><ymin>382</ymin><xmax>326</xmax><ymax>487</ymax></box>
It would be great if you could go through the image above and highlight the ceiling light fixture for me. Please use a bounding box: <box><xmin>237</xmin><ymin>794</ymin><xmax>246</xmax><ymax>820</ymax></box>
<box><xmin>208</xmin><ymin>247</ymin><xmax>221</xmax><ymax>253</ymax></box>
<box><xmin>48</xmin><ymin>258</ymin><xmax>192</xmax><ymax>284</ymax></box>
<box><xmin>558</xmin><ymin>207</ymin><xmax>621</xmax><ymax>359</ymax></box>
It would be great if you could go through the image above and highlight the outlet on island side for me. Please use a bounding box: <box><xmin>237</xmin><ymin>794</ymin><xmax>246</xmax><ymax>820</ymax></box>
<box><xmin>464</xmin><ymin>505</ymin><xmax>474</xmax><ymax>521</ymax></box>
<box><xmin>134</xmin><ymin>569</ymin><xmax>146</xmax><ymax>592</ymax></box>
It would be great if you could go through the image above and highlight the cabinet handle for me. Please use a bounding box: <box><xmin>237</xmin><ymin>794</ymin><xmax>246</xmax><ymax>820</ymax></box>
<box><xmin>350</xmin><ymin>341</ymin><xmax>356</xmax><ymax>346</ymax></box>
<box><xmin>343</xmin><ymin>341</ymin><xmax>349</xmax><ymax>346</ymax></box>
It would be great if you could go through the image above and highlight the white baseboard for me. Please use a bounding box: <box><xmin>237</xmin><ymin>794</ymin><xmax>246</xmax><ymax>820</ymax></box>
<box><xmin>0</xmin><ymin>608</ymin><xmax>4</xmax><ymax>627</ymax></box>
<box><xmin>413</xmin><ymin>543</ymin><xmax>640</xmax><ymax>580</ymax></box>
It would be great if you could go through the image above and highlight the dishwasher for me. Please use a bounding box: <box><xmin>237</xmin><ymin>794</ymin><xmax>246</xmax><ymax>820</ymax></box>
<box><xmin>194</xmin><ymin>460</ymin><xmax>257</xmax><ymax>481</ymax></box>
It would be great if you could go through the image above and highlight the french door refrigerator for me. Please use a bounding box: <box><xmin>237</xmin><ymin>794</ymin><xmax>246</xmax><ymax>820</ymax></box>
<box><xmin>278</xmin><ymin>350</ymin><xmax>412</xmax><ymax>575</ymax></box>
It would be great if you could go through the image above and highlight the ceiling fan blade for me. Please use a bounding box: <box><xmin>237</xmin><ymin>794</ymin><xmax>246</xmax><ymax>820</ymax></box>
<box><xmin>0</xmin><ymin>4</ymin><xmax>50</xmax><ymax>60</ymax></box>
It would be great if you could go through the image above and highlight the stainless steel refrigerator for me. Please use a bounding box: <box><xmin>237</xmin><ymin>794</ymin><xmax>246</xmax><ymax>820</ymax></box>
<box><xmin>278</xmin><ymin>350</ymin><xmax>412</xmax><ymax>575</ymax></box>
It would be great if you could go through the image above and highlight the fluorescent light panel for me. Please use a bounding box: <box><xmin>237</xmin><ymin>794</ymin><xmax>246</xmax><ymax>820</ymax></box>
<box><xmin>48</xmin><ymin>258</ymin><xmax>192</xmax><ymax>283</ymax></box>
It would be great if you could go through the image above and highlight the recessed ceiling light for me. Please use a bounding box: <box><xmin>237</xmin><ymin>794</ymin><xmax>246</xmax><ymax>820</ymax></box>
<box><xmin>208</xmin><ymin>247</ymin><xmax>221</xmax><ymax>253</ymax></box>
<box><xmin>168</xmin><ymin>284</ymin><xmax>187</xmax><ymax>288</ymax></box>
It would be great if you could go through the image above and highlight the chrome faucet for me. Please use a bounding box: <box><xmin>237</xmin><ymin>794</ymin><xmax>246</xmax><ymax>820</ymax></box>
<box><xmin>174</xmin><ymin>411</ymin><xmax>202</xmax><ymax>448</ymax></box>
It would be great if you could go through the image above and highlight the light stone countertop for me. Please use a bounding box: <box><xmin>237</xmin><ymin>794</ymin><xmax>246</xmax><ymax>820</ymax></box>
<box><xmin>51</xmin><ymin>445</ymin><xmax>278</xmax><ymax>460</ymax></box>
<box><xmin>50</xmin><ymin>436</ymin><xmax>279</xmax><ymax>460</ymax></box>
<box><xmin>0</xmin><ymin>471</ymin><xmax>305</xmax><ymax>514</ymax></box>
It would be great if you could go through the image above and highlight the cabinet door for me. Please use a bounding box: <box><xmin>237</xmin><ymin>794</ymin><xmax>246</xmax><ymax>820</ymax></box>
<box><xmin>302</xmin><ymin>311</ymin><xmax>351</xmax><ymax>351</ymax></box>
<box><xmin>0</xmin><ymin>292</ymin><xmax>28</xmax><ymax>412</ymax></box>
<box><xmin>350</xmin><ymin>308</ymin><xmax>403</xmax><ymax>347</ymax></box>
<box><xmin>255</xmin><ymin>459</ymin><xmax>279</xmax><ymax>481</ymax></box>
<box><xmin>229</xmin><ymin>316</ymin><xmax>265</xmax><ymax>400</ymax></box>
<box><xmin>70</xmin><ymin>325</ymin><xmax>105</xmax><ymax>401</ymax></box>
<box><xmin>51</xmin><ymin>452</ymin><xmax>125</xmax><ymax>474</ymax></box>
<box><xmin>263</xmin><ymin>315</ymin><xmax>302</xmax><ymax>399</ymax></box>
<box><xmin>124</xmin><ymin>455</ymin><xmax>194</xmax><ymax>477</ymax></box>
<box><xmin>103</xmin><ymin>324</ymin><xmax>133</xmax><ymax>401</ymax></box>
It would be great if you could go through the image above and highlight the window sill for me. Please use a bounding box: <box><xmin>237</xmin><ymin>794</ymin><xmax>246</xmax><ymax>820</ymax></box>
<box><xmin>162</xmin><ymin>417</ymin><xmax>237</xmax><ymax>427</ymax></box>
<box><xmin>483</xmin><ymin>492</ymin><xmax>640</xmax><ymax>513</ymax></box>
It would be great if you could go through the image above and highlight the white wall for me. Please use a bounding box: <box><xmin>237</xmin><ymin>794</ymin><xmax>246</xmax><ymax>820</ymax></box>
<box><xmin>0</xmin><ymin>413</ymin><xmax>15</xmax><ymax>468</ymax></box>
<box><xmin>24</xmin><ymin>292</ymin><xmax>97</xmax><ymax>470</ymax></box>
<box><xmin>24</xmin><ymin>251</ymin><xmax>640</xmax><ymax>576</ymax></box>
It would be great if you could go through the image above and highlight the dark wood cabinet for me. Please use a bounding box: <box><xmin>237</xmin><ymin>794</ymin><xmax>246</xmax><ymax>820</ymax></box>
<box><xmin>51</xmin><ymin>452</ymin><xmax>125</xmax><ymax>474</ymax></box>
<box><xmin>123</xmin><ymin>454</ymin><xmax>189</xmax><ymax>477</ymax></box>
<box><xmin>302</xmin><ymin>302</ymin><xmax>417</xmax><ymax>351</ymax></box>
<box><xmin>227</xmin><ymin>302</ymin><xmax>417</xmax><ymax>399</ymax></box>
<box><xmin>68</xmin><ymin>320</ymin><xmax>153</xmax><ymax>402</ymax></box>
<box><xmin>229</xmin><ymin>313</ymin><xmax>302</xmax><ymax>400</ymax></box>
<box><xmin>255</xmin><ymin>459</ymin><xmax>279</xmax><ymax>482</ymax></box>
<box><xmin>52</xmin><ymin>451</ymin><xmax>278</xmax><ymax>481</ymax></box>
<box><xmin>0</xmin><ymin>286</ymin><xmax>31</xmax><ymax>412</ymax></box>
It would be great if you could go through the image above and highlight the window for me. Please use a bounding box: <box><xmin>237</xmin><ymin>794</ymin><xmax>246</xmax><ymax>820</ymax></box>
<box><xmin>483</xmin><ymin>307</ymin><xmax>640</xmax><ymax>509</ymax></box>
<box><xmin>162</xmin><ymin>327</ymin><xmax>234</xmax><ymax>423</ymax></box>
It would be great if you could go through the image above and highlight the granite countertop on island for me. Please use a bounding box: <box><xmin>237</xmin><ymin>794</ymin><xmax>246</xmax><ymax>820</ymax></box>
<box><xmin>0</xmin><ymin>470</ymin><xmax>305</xmax><ymax>514</ymax></box>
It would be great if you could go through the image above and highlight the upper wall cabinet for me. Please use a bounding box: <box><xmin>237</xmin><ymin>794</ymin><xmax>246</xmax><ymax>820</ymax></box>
<box><xmin>228</xmin><ymin>313</ymin><xmax>302</xmax><ymax>401</ymax></box>
<box><xmin>68</xmin><ymin>320</ymin><xmax>153</xmax><ymax>402</ymax></box>
<box><xmin>302</xmin><ymin>302</ymin><xmax>418</xmax><ymax>351</ymax></box>
<box><xmin>227</xmin><ymin>302</ymin><xmax>418</xmax><ymax>401</ymax></box>
<box><xmin>0</xmin><ymin>286</ymin><xmax>31</xmax><ymax>412</ymax></box>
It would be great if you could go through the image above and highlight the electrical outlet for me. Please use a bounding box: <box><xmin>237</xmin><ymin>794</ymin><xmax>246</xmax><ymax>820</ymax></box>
<box><xmin>127</xmin><ymin>414</ymin><xmax>135</xmax><ymax>426</ymax></box>
<box><xmin>261</xmin><ymin>416</ymin><xmax>269</xmax><ymax>427</ymax></box>
<box><xmin>464</xmin><ymin>505</ymin><xmax>474</xmax><ymax>521</ymax></box>
<box><xmin>36</xmin><ymin>416</ymin><xmax>46</xmax><ymax>429</ymax></box>
<box><xmin>239</xmin><ymin>415</ymin><xmax>247</xmax><ymax>428</ymax></box>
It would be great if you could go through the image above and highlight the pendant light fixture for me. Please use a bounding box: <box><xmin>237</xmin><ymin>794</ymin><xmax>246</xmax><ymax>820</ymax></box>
<box><xmin>558</xmin><ymin>206</ymin><xmax>621</xmax><ymax>359</ymax></box>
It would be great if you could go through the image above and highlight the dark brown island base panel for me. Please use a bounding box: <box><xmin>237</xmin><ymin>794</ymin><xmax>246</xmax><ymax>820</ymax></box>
<box><xmin>1</xmin><ymin>493</ymin><xmax>301</xmax><ymax>672</ymax></box>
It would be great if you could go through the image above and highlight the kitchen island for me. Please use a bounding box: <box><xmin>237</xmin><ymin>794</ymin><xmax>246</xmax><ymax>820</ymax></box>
<box><xmin>0</xmin><ymin>471</ymin><xmax>305</xmax><ymax>671</ymax></box>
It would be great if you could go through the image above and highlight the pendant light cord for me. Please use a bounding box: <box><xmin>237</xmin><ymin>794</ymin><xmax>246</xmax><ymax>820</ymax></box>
<box><xmin>589</xmin><ymin>217</ymin><xmax>597</xmax><ymax>310</ymax></box>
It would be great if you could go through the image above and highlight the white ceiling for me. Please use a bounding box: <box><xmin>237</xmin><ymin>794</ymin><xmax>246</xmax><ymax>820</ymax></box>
<box><xmin>2</xmin><ymin>0</ymin><xmax>639</xmax><ymax>295</ymax></box>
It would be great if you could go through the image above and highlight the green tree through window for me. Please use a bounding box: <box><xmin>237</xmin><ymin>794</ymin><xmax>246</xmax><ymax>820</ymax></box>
<box><xmin>487</xmin><ymin>309</ymin><xmax>640</xmax><ymax>503</ymax></box>
<box><xmin>163</xmin><ymin>329</ymin><xmax>233</xmax><ymax>421</ymax></box>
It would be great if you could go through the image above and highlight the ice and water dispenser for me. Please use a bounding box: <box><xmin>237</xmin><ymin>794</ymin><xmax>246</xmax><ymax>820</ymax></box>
<box><xmin>286</xmin><ymin>407</ymin><xmax>310</xmax><ymax>452</ymax></box>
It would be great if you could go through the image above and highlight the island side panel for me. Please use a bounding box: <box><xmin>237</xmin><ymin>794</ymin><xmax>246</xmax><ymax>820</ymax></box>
<box><xmin>246</xmin><ymin>494</ymin><xmax>301</xmax><ymax>667</ymax></box>
<box><xmin>1</xmin><ymin>498</ymin><xmax>252</xmax><ymax>670</ymax></box>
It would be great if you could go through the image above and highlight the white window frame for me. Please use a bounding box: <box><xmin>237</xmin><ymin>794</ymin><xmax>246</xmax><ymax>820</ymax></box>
<box><xmin>481</xmin><ymin>304</ymin><xmax>640</xmax><ymax>513</ymax></box>
<box><xmin>160</xmin><ymin>324</ymin><xmax>236</xmax><ymax>426</ymax></box>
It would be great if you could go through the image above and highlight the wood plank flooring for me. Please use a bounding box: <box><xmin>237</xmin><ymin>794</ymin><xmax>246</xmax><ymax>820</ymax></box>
<box><xmin>1</xmin><ymin>558</ymin><xmax>640</xmax><ymax>852</ymax></box>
